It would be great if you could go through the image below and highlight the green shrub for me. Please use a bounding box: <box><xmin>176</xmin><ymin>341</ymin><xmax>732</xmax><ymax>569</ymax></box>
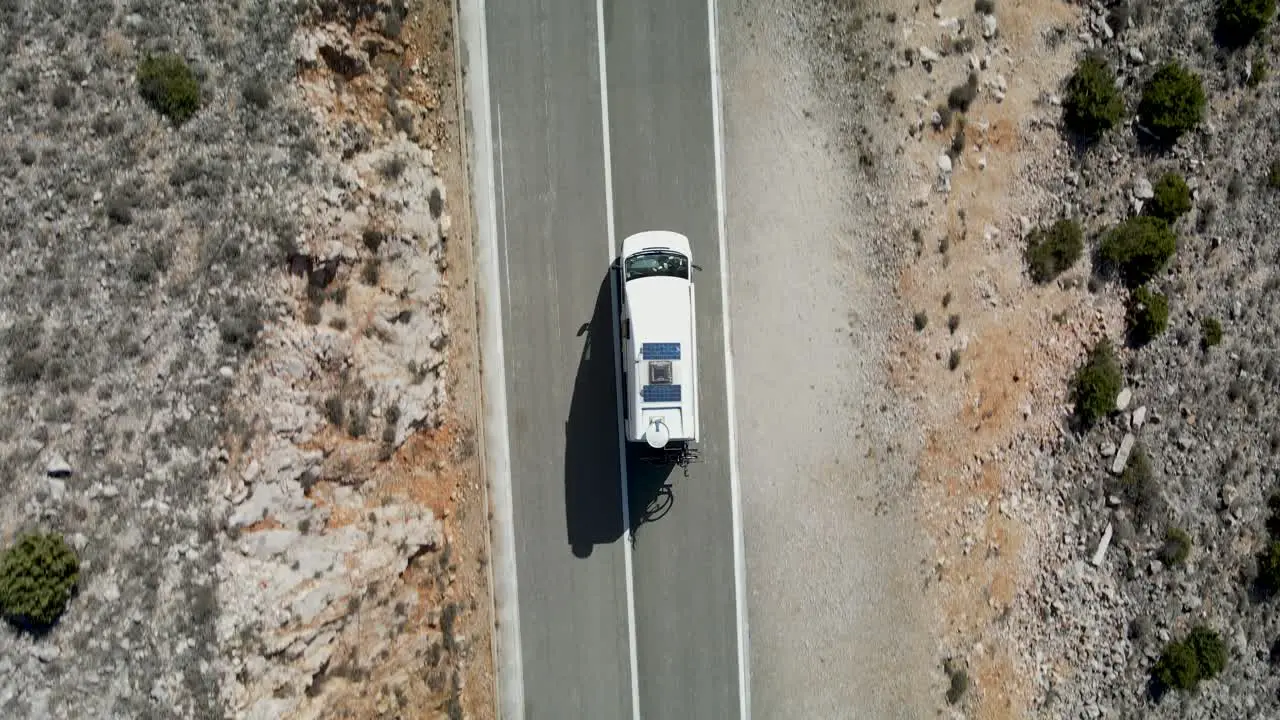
<box><xmin>1138</xmin><ymin>63</ymin><xmax>1206</xmax><ymax>144</ymax></box>
<box><xmin>1186</xmin><ymin>626</ymin><xmax>1227</xmax><ymax>679</ymax></box>
<box><xmin>1024</xmin><ymin>219</ymin><xmax>1084</xmax><ymax>284</ymax></box>
<box><xmin>913</xmin><ymin>311</ymin><xmax>928</xmax><ymax>331</ymax></box>
<box><xmin>1269</xmin><ymin>160</ymin><xmax>1280</xmax><ymax>189</ymax></box>
<box><xmin>1072</xmin><ymin>338</ymin><xmax>1122</xmax><ymax>428</ymax></box>
<box><xmin>946</xmin><ymin>667</ymin><xmax>969</xmax><ymax>704</ymax></box>
<box><xmin>1259</xmin><ymin>540</ymin><xmax>1280</xmax><ymax>595</ymax></box>
<box><xmin>1216</xmin><ymin>0</ymin><xmax>1276</xmax><ymax>48</ymax></box>
<box><xmin>1127</xmin><ymin>286</ymin><xmax>1170</xmax><ymax>345</ymax></box>
<box><xmin>1063</xmin><ymin>55</ymin><xmax>1125</xmax><ymax>139</ymax></box>
<box><xmin>137</xmin><ymin>53</ymin><xmax>201</xmax><ymax>126</ymax></box>
<box><xmin>1099</xmin><ymin>216</ymin><xmax>1177</xmax><ymax>288</ymax></box>
<box><xmin>1148</xmin><ymin>173</ymin><xmax>1192</xmax><ymax>222</ymax></box>
<box><xmin>0</xmin><ymin>533</ymin><xmax>80</xmax><ymax>630</ymax></box>
<box><xmin>1160</xmin><ymin>527</ymin><xmax>1192</xmax><ymax>565</ymax></box>
<box><xmin>1201</xmin><ymin>316</ymin><xmax>1223</xmax><ymax>348</ymax></box>
<box><xmin>1154</xmin><ymin>640</ymin><xmax>1201</xmax><ymax>691</ymax></box>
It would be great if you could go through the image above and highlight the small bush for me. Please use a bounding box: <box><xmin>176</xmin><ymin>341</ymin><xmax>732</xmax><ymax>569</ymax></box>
<box><xmin>137</xmin><ymin>53</ymin><xmax>201</xmax><ymax>126</ymax></box>
<box><xmin>946</xmin><ymin>667</ymin><xmax>969</xmax><ymax>704</ymax></box>
<box><xmin>1148</xmin><ymin>173</ymin><xmax>1192</xmax><ymax>222</ymax></box>
<box><xmin>1201</xmin><ymin>316</ymin><xmax>1223</xmax><ymax>348</ymax></box>
<box><xmin>1072</xmin><ymin>338</ymin><xmax>1122</xmax><ymax>428</ymax></box>
<box><xmin>1216</xmin><ymin>0</ymin><xmax>1276</xmax><ymax>48</ymax></box>
<box><xmin>1186</xmin><ymin>626</ymin><xmax>1227</xmax><ymax>679</ymax></box>
<box><xmin>1099</xmin><ymin>216</ymin><xmax>1177</xmax><ymax>288</ymax></box>
<box><xmin>1259</xmin><ymin>541</ymin><xmax>1280</xmax><ymax>595</ymax></box>
<box><xmin>1154</xmin><ymin>640</ymin><xmax>1201</xmax><ymax>691</ymax></box>
<box><xmin>913</xmin><ymin>311</ymin><xmax>928</xmax><ymax>331</ymax></box>
<box><xmin>0</xmin><ymin>533</ymin><xmax>80</xmax><ymax>630</ymax></box>
<box><xmin>1269</xmin><ymin>160</ymin><xmax>1280</xmax><ymax>190</ymax></box>
<box><xmin>1160</xmin><ymin>527</ymin><xmax>1192</xmax><ymax>565</ymax></box>
<box><xmin>948</xmin><ymin>349</ymin><xmax>962</xmax><ymax>370</ymax></box>
<box><xmin>1138</xmin><ymin>63</ymin><xmax>1206</xmax><ymax>144</ymax></box>
<box><xmin>975</xmin><ymin>0</ymin><xmax>995</xmax><ymax>12</ymax></box>
<box><xmin>1063</xmin><ymin>56</ymin><xmax>1125</xmax><ymax>139</ymax></box>
<box><xmin>1025</xmin><ymin>218</ymin><xmax>1084</xmax><ymax>283</ymax></box>
<box><xmin>947</xmin><ymin>314</ymin><xmax>961</xmax><ymax>334</ymax></box>
<box><xmin>241</xmin><ymin>76</ymin><xmax>271</xmax><ymax>109</ymax></box>
<box><xmin>1127</xmin><ymin>286</ymin><xmax>1170</xmax><ymax>345</ymax></box>
<box><xmin>947</xmin><ymin>73</ymin><xmax>980</xmax><ymax>112</ymax></box>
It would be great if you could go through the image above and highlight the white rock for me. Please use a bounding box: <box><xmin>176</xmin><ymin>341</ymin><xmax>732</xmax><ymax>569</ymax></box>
<box><xmin>46</xmin><ymin>454</ymin><xmax>72</xmax><ymax>478</ymax></box>
<box><xmin>30</xmin><ymin>644</ymin><xmax>60</xmax><ymax>662</ymax></box>
<box><xmin>1128</xmin><ymin>47</ymin><xmax>1144</xmax><ymax>64</ymax></box>
<box><xmin>218</xmin><ymin>366</ymin><xmax>234</xmax><ymax>378</ymax></box>
<box><xmin>1132</xmin><ymin>406</ymin><xmax>1147</xmax><ymax>428</ymax></box>
<box><xmin>978</xmin><ymin>156</ymin><xmax>988</xmax><ymax>170</ymax></box>
<box><xmin>1115</xmin><ymin>387</ymin><xmax>1132</xmax><ymax>411</ymax></box>
<box><xmin>241</xmin><ymin>529</ymin><xmax>301</xmax><ymax>559</ymax></box>
<box><xmin>982</xmin><ymin>14</ymin><xmax>999</xmax><ymax>39</ymax></box>
<box><xmin>1090</xmin><ymin>523</ymin><xmax>1113</xmax><ymax>566</ymax></box>
<box><xmin>1111</xmin><ymin>433</ymin><xmax>1135</xmax><ymax>474</ymax></box>
<box><xmin>1133</xmin><ymin>178</ymin><xmax>1154</xmax><ymax>200</ymax></box>
<box><xmin>918</xmin><ymin>46</ymin><xmax>941</xmax><ymax>64</ymax></box>
<box><xmin>937</xmin><ymin>154</ymin><xmax>953</xmax><ymax>173</ymax></box>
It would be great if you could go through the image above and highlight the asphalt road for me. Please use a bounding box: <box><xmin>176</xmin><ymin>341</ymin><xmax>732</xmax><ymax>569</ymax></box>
<box><xmin>475</xmin><ymin>0</ymin><xmax>745</xmax><ymax>717</ymax></box>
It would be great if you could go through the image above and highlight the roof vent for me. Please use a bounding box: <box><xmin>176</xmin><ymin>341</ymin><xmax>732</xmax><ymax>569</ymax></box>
<box><xmin>648</xmin><ymin>360</ymin><xmax>673</xmax><ymax>385</ymax></box>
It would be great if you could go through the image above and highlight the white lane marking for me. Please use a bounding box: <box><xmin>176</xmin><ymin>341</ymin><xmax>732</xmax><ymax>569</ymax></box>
<box><xmin>457</xmin><ymin>0</ymin><xmax>524</xmax><ymax>717</ymax></box>
<box><xmin>594</xmin><ymin>1</ymin><xmax>643</xmax><ymax>717</ymax></box>
<box><xmin>706</xmin><ymin>0</ymin><xmax>752</xmax><ymax>716</ymax></box>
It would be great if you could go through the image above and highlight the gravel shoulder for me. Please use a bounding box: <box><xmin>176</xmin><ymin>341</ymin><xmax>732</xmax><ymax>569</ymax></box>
<box><xmin>721</xmin><ymin>1</ymin><xmax>937</xmax><ymax>716</ymax></box>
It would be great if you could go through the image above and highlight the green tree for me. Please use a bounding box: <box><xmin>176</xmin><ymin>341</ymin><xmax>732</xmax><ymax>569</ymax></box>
<box><xmin>1138</xmin><ymin>63</ymin><xmax>1206</xmax><ymax>144</ymax></box>
<box><xmin>1149</xmin><ymin>173</ymin><xmax>1192</xmax><ymax>222</ymax></box>
<box><xmin>1063</xmin><ymin>55</ymin><xmax>1125</xmax><ymax>139</ymax></box>
<box><xmin>0</xmin><ymin>533</ymin><xmax>80</xmax><ymax>630</ymax></box>
<box><xmin>1024</xmin><ymin>219</ymin><xmax>1084</xmax><ymax>284</ymax></box>
<box><xmin>137</xmin><ymin>53</ymin><xmax>201</xmax><ymax>126</ymax></box>
<box><xmin>1072</xmin><ymin>338</ymin><xmax>1122</xmax><ymax>428</ymax></box>
<box><xmin>1216</xmin><ymin>0</ymin><xmax>1276</xmax><ymax>48</ymax></box>
<box><xmin>1100</xmin><ymin>216</ymin><xmax>1178</xmax><ymax>288</ymax></box>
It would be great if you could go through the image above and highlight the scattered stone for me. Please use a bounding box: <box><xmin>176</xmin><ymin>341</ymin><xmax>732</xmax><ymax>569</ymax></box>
<box><xmin>1132</xmin><ymin>406</ymin><xmax>1147</xmax><ymax>429</ymax></box>
<box><xmin>981</xmin><ymin>15</ymin><xmax>999</xmax><ymax>40</ymax></box>
<box><xmin>1111</xmin><ymin>433</ymin><xmax>1135</xmax><ymax>474</ymax></box>
<box><xmin>1115</xmin><ymin>388</ymin><xmax>1132</xmax><ymax>411</ymax></box>
<box><xmin>1132</xmin><ymin>178</ymin><xmax>1153</xmax><ymax>200</ymax></box>
<box><xmin>46</xmin><ymin>454</ymin><xmax>72</xmax><ymax>478</ymax></box>
<box><xmin>937</xmin><ymin>154</ymin><xmax>953</xmax><ymax>173</ymax></box>
<box><xmin>918</xmin><ymin>46</ymin><xmax>941</xmax><ymax>64</ymax></box>
<box><xmin>1090</xmin><ymin>523</ymin><xmax>1113</xmax><ymax>566</ymax></box>
<box><xmin>1128</xmin><ymin>47</ymin><xmax>1144</xmax><ymax>64</ymax></box>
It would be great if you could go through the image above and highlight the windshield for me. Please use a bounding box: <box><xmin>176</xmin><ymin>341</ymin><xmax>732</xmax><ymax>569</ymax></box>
<box><xmin>624</xmin><ymin>250</ymin><xmax>689</xmax><ymax>281</ymax></box>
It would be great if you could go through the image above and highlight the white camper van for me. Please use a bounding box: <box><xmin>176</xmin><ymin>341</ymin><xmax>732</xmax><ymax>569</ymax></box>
<box><xmin>617</xmin><ymin>231</ymin><xmax>701</xmax><ymax>468</ymax></box>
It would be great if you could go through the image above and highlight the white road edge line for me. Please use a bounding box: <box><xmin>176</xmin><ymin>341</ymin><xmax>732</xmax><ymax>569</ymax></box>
<box><xmin>594</xmin><ymin>1</ymin><xmax>643</xmax><ymax>718</ymax></box>
<box><xmin>456</xmin><ymin>1</ymin><xmax>525</xmax><ymax>718</ymax></box>
<box><xmin>706</xmin><ymin>0</ymin><xmax>752</xmax><ymax>716</ymax></box>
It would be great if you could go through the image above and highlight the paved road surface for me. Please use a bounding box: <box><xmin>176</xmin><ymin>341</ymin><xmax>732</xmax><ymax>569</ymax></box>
<box><xmin>466</xmin><ymin>0</ymin><xmax>746</xmax><ymax>717</ymax></box>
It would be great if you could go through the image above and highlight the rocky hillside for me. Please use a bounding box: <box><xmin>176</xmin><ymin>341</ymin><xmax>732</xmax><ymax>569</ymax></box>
<box><xmin>0</xmin><ymin>1</ymin><xmax>493</xmax><ymax>718</ymax></box>
<box><xmin>799</xmin><ymin>0</ymin><xmax>1280</xmax><ymax>716</ymax></box>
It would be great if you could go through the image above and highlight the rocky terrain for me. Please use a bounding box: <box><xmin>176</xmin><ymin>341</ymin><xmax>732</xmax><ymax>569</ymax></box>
<box><xmin>0</xmin><ymin>0</ymin><xmax>493</xmax><ymax>718</ymax></box>
<box><xmin>800</xmin><ymin>0</ymin><xmax>1280</xmax><ymax>717</ymax></box>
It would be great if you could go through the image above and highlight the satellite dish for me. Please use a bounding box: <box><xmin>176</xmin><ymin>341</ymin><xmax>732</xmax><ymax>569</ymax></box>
<box><xmin>645</xmin><ymin>419</ymin><xmax>670</xmax><ymax>449</ymax></box>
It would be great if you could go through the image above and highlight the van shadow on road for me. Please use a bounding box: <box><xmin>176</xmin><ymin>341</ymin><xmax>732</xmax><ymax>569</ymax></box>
<box><xmin>565</xmin><ymin>270</ymin><xmax>678</xmax><ymax>558</ymax></box>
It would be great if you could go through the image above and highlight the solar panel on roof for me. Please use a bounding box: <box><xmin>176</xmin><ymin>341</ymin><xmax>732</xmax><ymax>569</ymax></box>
<box><xmin>641</xmin><ymin>384</ymin><xmax>682</xmax><ymax>403</ymax></box>
<box><xmin>640</xmin><ymin>342</ymin><xmax>681</xmax><ymax>360</ymax></box>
